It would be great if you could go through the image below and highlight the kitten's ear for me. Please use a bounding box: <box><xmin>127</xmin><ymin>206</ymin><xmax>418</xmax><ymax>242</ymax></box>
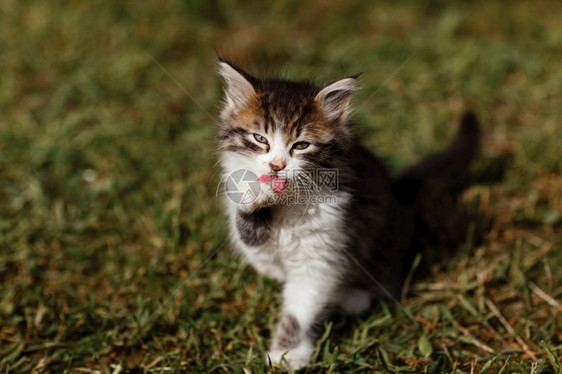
<box><xmin>218</xmin><ymin>61</ymin><xmax>256</xmax><ymax>111</ymax></box>
<box><xmin>315</xmin><ymin>76</ymin><xmax>358</xmax><ymax>122</ymax></box>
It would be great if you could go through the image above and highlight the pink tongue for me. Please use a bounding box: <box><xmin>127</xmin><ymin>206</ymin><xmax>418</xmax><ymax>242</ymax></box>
<box><xmin>258</xmin><ymin>174</ymin><xmax>286</xmax><ymax>194</ymax></box>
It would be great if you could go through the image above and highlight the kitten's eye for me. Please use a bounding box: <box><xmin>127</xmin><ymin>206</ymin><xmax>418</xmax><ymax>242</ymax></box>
<box><xmin>292</xmin><ymin>141</ymin><xmax>310</xmax><ymax>150</ymax></box>
<box><xmin>253</xmin><ymin>133</ymin><xmax>269</xmax><ymax>144</ymax></box>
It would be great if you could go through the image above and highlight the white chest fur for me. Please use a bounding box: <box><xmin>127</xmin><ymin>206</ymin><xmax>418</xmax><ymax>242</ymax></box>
<box><xmin>226</xmin><ymin>191</ymin><xmax>351</xmax><ymax>280</ymax></box>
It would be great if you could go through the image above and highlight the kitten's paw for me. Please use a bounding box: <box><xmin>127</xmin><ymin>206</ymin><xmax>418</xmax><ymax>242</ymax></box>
<box><xmin>338</xmin><ymin>288</ymin><xmax>371</xmax><ymax>315</ymax></box>
<box><xmin>266</xmin><ymin>342</ymin><xmax>314</xmax><ymax>370</ymax></box>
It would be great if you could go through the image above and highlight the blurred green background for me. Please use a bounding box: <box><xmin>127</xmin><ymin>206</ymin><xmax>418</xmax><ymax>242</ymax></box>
<box><xmin>1</xmin><ymin>0</ymin><xmax>561</xmax><ymax>372</ymax></box>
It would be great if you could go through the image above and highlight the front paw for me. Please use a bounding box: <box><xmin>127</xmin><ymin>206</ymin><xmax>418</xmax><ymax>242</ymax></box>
<box><xmin>266</xmin><ymin>342</ymin><xmax>314</xmax><ymax>370</ymax></box>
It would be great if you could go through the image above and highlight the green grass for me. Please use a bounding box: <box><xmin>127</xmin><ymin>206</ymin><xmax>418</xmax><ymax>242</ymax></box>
<box><xmin>1</xmin><ymin>0</ymin><xmax>561</xmax><ymax>372</ymax></box>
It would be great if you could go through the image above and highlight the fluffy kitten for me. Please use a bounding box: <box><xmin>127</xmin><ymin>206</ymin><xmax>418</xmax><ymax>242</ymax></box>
<box><xmin>217</xmin><ymin>60</ymin><xmax>480</xmax><ymax>369</ymax></box>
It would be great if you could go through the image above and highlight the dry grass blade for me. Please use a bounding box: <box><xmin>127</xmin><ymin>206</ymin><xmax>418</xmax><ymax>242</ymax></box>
<box><xmin>485</xmin><ymin>298</ymin><xmax>538</xmax><ymax>361</ymax></box>
<box><xmin>450</xmin><ymin>320</ymin><xmax>494</xmax><ymax>354</ymax></box>
<box><xmin>528</xmin><ymin>281</ymin><xmax>562</xmax><ymax>311</ymax></box>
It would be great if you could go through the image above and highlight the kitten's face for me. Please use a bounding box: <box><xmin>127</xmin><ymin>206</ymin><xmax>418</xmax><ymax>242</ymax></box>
<box><xmin>218</xmin><ymin>61</ymin><xmax>357</xmax><ymax>203</ymax></box>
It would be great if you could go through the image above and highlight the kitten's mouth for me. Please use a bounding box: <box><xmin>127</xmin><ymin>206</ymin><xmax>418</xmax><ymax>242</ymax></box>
<box><xmin>257</xmin><ymin>173</ymin><xmax>286</xmax><ymax>194</ymax></box>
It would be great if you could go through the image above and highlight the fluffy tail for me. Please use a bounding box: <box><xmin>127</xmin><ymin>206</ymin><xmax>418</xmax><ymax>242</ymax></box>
<box><xmin>392</xmin><ymin>111</ymin><xmax>481</xmax><ymax>205</ymax></box>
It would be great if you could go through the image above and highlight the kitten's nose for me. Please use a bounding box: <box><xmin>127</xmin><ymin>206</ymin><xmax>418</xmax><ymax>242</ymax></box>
<box><xmin>269</xmin><ymin>158</ymin><xmax>286</xmax><ymax>171</ymax></box>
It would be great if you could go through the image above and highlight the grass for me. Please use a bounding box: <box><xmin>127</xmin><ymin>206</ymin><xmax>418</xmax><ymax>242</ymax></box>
<box><xmin>1</xmin><ymin>0</ymin><xmax>561</xmax><ymax>372</ymax></box>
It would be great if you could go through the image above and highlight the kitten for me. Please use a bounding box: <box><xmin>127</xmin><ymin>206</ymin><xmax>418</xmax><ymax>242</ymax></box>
<box><xmin>217</xmin><ymin>59</ymin><xmax>480</xmax><ymax>369</ymax></box>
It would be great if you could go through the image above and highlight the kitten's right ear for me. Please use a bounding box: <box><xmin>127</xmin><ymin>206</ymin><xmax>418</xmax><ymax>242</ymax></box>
<box><xmin>218</xmin><ymin>61</ymin><xmax>256</xmax><ymax>111</ymax></box>
<box><xmin>315</xmin><ymin>76</ymin><xmax>358</xmax><ymax>123</ymax></box>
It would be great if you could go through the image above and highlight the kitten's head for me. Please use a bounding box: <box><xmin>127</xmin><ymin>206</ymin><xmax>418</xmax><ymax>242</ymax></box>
<box><xmin>218</xmin><ymin>60</ymin><xmax>358</xmax><ymax>205</ymax></box>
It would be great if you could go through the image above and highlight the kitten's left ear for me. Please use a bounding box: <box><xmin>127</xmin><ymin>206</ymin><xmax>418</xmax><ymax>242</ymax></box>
<box><xmin>218</xmin><ymin>61</ymin><xmax>256</xmax><ymax>112</ymax></box>
<box><xmin>315</xmin><ymin>75</ymin><xmax>359</xmax><ymax>123</ymax></box>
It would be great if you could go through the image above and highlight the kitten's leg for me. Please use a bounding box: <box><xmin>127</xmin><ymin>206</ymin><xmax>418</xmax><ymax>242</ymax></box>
<box><xmin>232</xmin><ymin>207</ymin><xmax>286</xmax><ymax>282</ymax></box>
<box><xmin>337</xmin><ymin>288</ymin><xmax>372</xmax><ymax>315</ymax></box>
<box><xmin>266</xmin><ymin>267</ymin><xmax>339</xmax><ymax>369</ymax></box>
